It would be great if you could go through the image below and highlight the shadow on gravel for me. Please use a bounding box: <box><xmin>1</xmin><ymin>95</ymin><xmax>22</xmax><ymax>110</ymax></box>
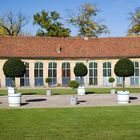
<box><xmin>21</xmin><ymin>102</ymin><xmax>29</xmax><ymax>106</ymax></box>
<box><xmin>26</xmin><ymin>98</ymin><xmax>47</xmax><ymax>102</ymax></box>
<box><xmin>129</xmin><ymin>96</ymin><xmax>138</xmax><ymax>100</ymax></box>
<box><xmin>78</xmin><ymin>100</ymin><xmax>86</xmax><ymax>104</ymax></box>
<box><xmin>86</xmin><ymin>92</ymin><xmax>95</xmax><ymax>95</ymax></box>
<box><xmin>22</xmin><ymin>93</ymin><xmax>36</xmax><ymax>95</ymax></box>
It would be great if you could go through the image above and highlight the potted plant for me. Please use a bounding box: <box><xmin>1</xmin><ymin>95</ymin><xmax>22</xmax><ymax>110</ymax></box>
<box><xmin>108</xmin><ymin>77</ymin><xmax>115</xmax><ymax>94</ymax></box>
<box><xmin>114</xmin><ymin>58</ymin><xmax>134</xmax><ymax>103</ymax></box>
<box><xmin>68</xmin><ymin>80</ymin><xmax>79</xmax><ymax>105</ymax></box>
<box><xmin>45</xmin><ymin>77</ymin><xmax>52</xmax><ymax>96</ymax></box>
<box><xmin>74</xmin><ymin>63</ymin><xmax>88</xmax><ymax>95</ymax></box>
<box><xmin>3</xmin><ymin>58</ymin><xmax>26</xmax><ymax>107</ymax></box>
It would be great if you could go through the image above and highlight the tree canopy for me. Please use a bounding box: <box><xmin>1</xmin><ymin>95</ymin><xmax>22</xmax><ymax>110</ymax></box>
<box><xmin>0</xmin><ymin>11</ymin><xmax>29</xmax><ymax>36</ymax></box>
<box><xmin>33</xmin><ymin>10</ymin><xmax>71</xmax><ymax>37</ymax></box>
<box><xmin>128</xmin><ymin>7</ymin><xmax>140</xmax><ymax>36</ymax></box>
<box><xmin>67</xmin><ymin>3</ymin><xmax>109</xmax><ymax>37</ymax></box>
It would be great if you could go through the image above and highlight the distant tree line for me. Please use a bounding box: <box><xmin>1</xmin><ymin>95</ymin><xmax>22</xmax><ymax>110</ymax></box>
<box><xmin>0</xmin><ymin>3</ymin><xmax>140</xmax><ymax>37</ymax></box>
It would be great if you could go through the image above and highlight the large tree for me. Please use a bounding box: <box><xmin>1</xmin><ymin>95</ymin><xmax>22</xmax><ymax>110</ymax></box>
<box><xmin>128</xmin><ymin>7</ymin><xmax>140</xmax><ymax>36</ymax></box>
<box><xmin>67</xmin><ymin>3</ymin><xmax>109</xmax><ymax>37</ymax></box>
<box><xmin>33</xmin><ymin>10</ymin><xmax>71</xmax><ymax>37</ymax></box>
<box><xmin>0</xmin><ymin>11</ymin><xmax>29</xmax><ymax>36</ymax></box>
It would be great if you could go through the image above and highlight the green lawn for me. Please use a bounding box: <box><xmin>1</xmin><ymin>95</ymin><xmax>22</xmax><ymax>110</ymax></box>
<box><xmin>0</xmin><ymin>87</ymin><xmax>140</xmax><ymax>96</ymax></box>
<box><xmin>0</xmin><ymin>106</ymin><xmax>140</xmax><ymax>140</ymax></box>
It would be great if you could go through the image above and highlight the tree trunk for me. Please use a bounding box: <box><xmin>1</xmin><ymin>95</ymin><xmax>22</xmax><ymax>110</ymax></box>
<box><xmin>123</xmin><ymin>77</ymin><xmax>125</xmax><ymax>92</ymax></box>
<box><xmin>12</xmin><ymin>77</ymin><xmax>16</xmax><ymax>94</ymax></box>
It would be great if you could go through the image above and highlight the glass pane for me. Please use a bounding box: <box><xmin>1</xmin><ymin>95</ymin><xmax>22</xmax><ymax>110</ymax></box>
<box><xmin>103</xmin><ymin>63</ymin><xmax>106</xmax><ymax>68</ymax></box>
<box><xmin>89</xmin><ymin>63</ymin><xmax>93</xmax><ymax>68</ymax></box>
<box><xmin>108</xmin><ymin>69</ymin><xmax>111</xmax><ymax>76</ymax></box>
<box><xmin>49</xmin><ymin>63</ymin><xmax>52</xmax><ymax>68</ymax></box>
<box><xmin>94</xmin><ymin>62</ymin><xmax>97</xmax><ymax>68</ymax></box>
<box><xmin>34</xmin><ymin>70</ymin><xmax>38</xmax><ymax>77</ymax></box>
<box><xmin>135</xmin><ymin>69</ymin><xmax>139</xmax><ymax>76</ymax></box>
<box><xmin>67</xmin><ymin>70</ymin><xmax>70</xmax><ymax>77</ymax></box>
<box><xmin>108</xmin><ymin>62</ymin><xmax>111</xmax><ymax>68</ymax></box>
<box><xmin>40</xmin><ymin>70</ymin><xmax>43</xmax><ymax>77</ymax></box>
<box><xmin>103</xmin><ymin>69</ymin><xmax>106</xmax><ymax>77</ymax></box>
<box><xmin>89</xmin><ymin>69</ymin><xmax>93</xmax><ymax>76</ymax></box>
<box><xmin>35</xmin><ymin>63</ymin><xmax>38</xmax><ymax>68</ymax></box>
<box><xmin>53</xmin><ymin>70</ymin><xmax>57</xmax><ymax>77</ymax></box>
<box><xmin>89</xmin><ymin>78</ymin><xmax>93</xmax><ymax>85</ymax></box>
<box><xmin>40</xmin><ymin>63</ymin><xmax>43</xmax><ymax>68</ymax></box>
<box><xmin>62</xmin><ymin>63</ymin><xmax>65</xmax><ymax>68</ymax></box>
<box><xmin>135</xmin><ymin>62</ymin><xmax>139</xmax><ymax>67</ymax></box>
<box><xmin>94</xmin><ymin>69</ymin><xmax>97</xmax><ymax>77</ymax></box>
<box><xmin>53</xmin><ymin>63</ymin><xmax>57</xmax><ymax>68</ymax></box>
<box><xmin>94</xmin><ymin>78</ymin><xmax>98</xmax><ymax>85</ymax></box>
<box><xmin>48</xmin><ymin>69</ymin><xmax>52</xmax><ymax>77</ymax></box>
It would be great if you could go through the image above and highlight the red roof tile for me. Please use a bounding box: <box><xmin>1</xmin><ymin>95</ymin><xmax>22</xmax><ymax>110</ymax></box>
<box><xmin>0</xmin><ymin>36</ymin><xmax>140</xmax><ymax>59</ymax></box>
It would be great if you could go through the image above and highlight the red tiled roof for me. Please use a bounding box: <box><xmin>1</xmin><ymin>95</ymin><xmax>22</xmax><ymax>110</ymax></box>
<box><xmin>0</xmin><ymin>36</ymin><xmax>140</xmax><ymax>59</ymax></box>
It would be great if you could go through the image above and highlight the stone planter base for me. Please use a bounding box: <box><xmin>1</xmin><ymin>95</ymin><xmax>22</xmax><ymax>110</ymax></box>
<box><xmin>110</xmin><ymin>89</ymin><xmax>116</xmax><ymax>94</ymax></box>
<box><xmin>70</xmin><ymin>97</ymin><xmax>78</xmax><ymax>105</ymax></box>
<box><xmin>8</xmin><ymin>87</ymin><xmax>15</xmax><ymax>94</ymax></box>
<box><xmin>46</xmin><ymin>90</ymin><xmax>52</xmax><ymax>96</ymax></box>
<box><xmin>117</xmin><ymin>91</ymin><xmax>129</xmax><ymax>104</ymax></box>
<box><xmin>8</xmin><ymin>93</ymin><xmax>21</xmax><ymax>107</ymax></box>
<box><xmin>77</xmin><ymin>87</ymin><xmax>85</xmax><ymax>95</ymax></box>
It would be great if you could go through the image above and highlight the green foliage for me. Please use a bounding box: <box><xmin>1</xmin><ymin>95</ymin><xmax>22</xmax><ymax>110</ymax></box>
<box><xmin>33</xmin><ymin>10</ymin><xmax>71</xmax><ymax>37</ymax></box>
<box><xmin>45</xmin><ymin>78</ymin><xmax>52</xmax><ymax>83</ymax></box>
<box><xmin>128</xmin><ymin>7</ymin><xmax>140</xmax><ymax>36</ymax></box>
<box><xmin>74</xmin><ymin>63</ymin><xmax>88</xmax><ymax>78</ymax></box>
<box><xmin>114</xmin><ymin>58</ymin><xmax>134</xmax><ymax>91</ymax></box>
<box><xmin>67</xmin><ymin>3</ymin><xmax>109</xmax><ymax>37</ymax></box>
<box><xmin>108</xmin><ymin>77</ymin><xmax>115</xmax><ymax>83</ymax></box>
<box><xmin>3</xmin><ymin>58</ymin><xmax>26</xmax><ymax>78</ymax></box>
<box><xmin>114</xmin><ymin>58</ymin><xmax>134</xmax><ymax>77</ymax></box>
<box><xmin>68</xmin><ymin>80</ymin><xmax>79</xmax><ymax>89</ymax></box>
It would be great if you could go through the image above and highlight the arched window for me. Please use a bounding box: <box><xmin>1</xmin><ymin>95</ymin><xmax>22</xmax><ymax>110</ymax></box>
<box><xmin>34</xmin><ymin>62</ymin><xmax>43</xmax><ymax>86</ymax></box>
<box><xmin>103</xmin><ymin>62</ymin><xmax>111</xmax><ymax>86</ymax></box>
<box><xmin>48</xmin><ymin>62</ymin><xmax>57</xmax><ymax>86</ymax></box>
<box><xmin>130</xmin><ymin>61</ymin><xmax>139</xmax><ymax>86</ymax></box>
<box><xmin>62</xmin><ymin>62</ymin><xmax>70</xmax><ymax>86</ymax></box>
<box><xmin>89</xmin><ymin>62</ymin><xmax>98</xmax><ymax>85</ymax></box>
<box><xmin>20</xmin><ymin>62</ymin><xmax>30</xmax><ymax>87</ymax></box>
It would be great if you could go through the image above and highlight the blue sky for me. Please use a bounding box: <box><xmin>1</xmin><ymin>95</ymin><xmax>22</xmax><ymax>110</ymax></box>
<box><xmin>0</xmin><ymin>0</ymin><xmax>140</xmax><ymax>37</ymax></box>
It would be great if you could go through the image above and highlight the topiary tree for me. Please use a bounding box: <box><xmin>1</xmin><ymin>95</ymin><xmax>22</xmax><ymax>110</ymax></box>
<box><xmin>108</xmin><ymin>77</ymin><xmax>115</xmax><ymax>88</ymax></box>
<box><xmin>3</xmin><ymin>58</ymin><xmax>26</xmax><ymax>90</ymax></box>
<box><xmin>68</xmin><ymin>80</ymin><xmax>79</xmax><ymax>94</ymax></box>
<box><xmin>74</xmin><ymin>63</ymin><xmax>88</xmax><ymax>86</ymax></box>
<box><xmin>45</xmin><ymin>77</ymin><xmax>52</xmax><ymax>87</ymax></box>
<box><xmin>114</xmin><ymin>58</ymin><xmax>134</xmax><ymax>92</ymax></box>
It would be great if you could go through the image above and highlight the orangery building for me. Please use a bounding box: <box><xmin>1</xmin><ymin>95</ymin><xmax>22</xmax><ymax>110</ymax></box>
<box><xmin>0</xmin><ymin>36</ymin><xmax>140</xmax><ymax>88</ymax></box>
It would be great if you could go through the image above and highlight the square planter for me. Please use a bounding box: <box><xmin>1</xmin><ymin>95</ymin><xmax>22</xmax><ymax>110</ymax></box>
<box><xmin>117</xmin><ymin>91</ymin><xmax>129</xmax><ymax>104</ymax></box>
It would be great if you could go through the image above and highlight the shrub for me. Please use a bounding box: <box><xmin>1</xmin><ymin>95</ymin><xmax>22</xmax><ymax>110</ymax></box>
<box><xmin>45</xmin><ymin>78</ymin><xmax>52</xmax><ymax>84</ymax></box>
<box><xmin>109</xmin><ymin>77</ymin><xmax>115</xmax><ymax>83</ymax></box>
<box><xmin>114</xmin><ymin>58</ymin><xmax>134</xmax><ymax>91</ymax></box>
<box><xmin>3</xmin><ymin>58</ymin><xmax>26</xmax><ymax>88</ymax></box>
<box><xmin>74</xmin><ymin>63</ymin><xmax>88</xmax><ymax>78</ymax></box>
<box><xmin>68</xmin><ymin>80</ymin><xmax>79</xmax><ymax>89</ymax></box>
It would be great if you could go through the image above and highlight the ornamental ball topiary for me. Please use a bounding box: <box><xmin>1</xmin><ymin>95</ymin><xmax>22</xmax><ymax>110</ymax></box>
<box><xmin>3</xmin><ymin>58</ymin><xmax>26</xmax><ymax>88</ymax></box>
<box><xmin>68</xmin><ymin>80</ymin><xmax>79</xmax><ymax>89</ymax></box>
<box><xmin>109</xmin><ymin>77</ymin><xmax>115</xmax><ymax>83</ymax></box>
<box><xmin>74</xmin><ymin>63</ymin><xmax>88</xmax><ymax>78</ymax></box>
<box><xmin>45</xmin><ymin>78</ymin><xmax>52</xmax><ymax>84</ymax></box>
<box><xmin>114</xmin><ymin>58</ymin><xmax>134</xmax><ymax>91</ymax></box>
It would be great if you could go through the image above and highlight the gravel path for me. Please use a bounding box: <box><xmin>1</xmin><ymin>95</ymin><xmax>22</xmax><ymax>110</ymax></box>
<box><xmin>0</xmin><ymin>93</ymin><xmax>140</xmax><ymax>108</ymax></box>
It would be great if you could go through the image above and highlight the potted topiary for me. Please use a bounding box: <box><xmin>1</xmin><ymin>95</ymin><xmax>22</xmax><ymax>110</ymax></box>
<box><xmin>68</xmin><ymin>80</ymin><xmax>79</xmax><ymax>105</ymax></box>
<box><xmin>45</xmin><ymin>77</ymin><xmax>52</xmax><ymax>96</ymax></box>
<box><xmin>74</xmin><ymin>63</ymin><xmax>88</xmax><ymax>95</ymax></box>
<box><xmin>114</xmin><ymin>58</ymin><xmax>134</xmax><ymax>103</ymax></box>
<box><xmin>3</xmin><ymin>58</ymin><xmax>26</xmax><ymax>107</ymax></box>
<box><xmin>108</xmin><ymin>77</ymin><xmax>115</xmax><ymax>94</ymax></box>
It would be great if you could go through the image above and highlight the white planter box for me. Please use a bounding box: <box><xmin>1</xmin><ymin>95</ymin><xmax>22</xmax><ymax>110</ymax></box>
<box><xmin>77</xmin><ymin>87</ymin><xmax>85</xmax><ymax>95</ymax></box>
<box><xmin>110</xmin><ymin>89</ymin><xmax>116</xmax><ymax>94</ymax></box>
<box><xmin>46</xmin><ymin>90</ymin><xmax>52</xmax><ymax>96</ymax></box>
<box><xmin>8</xmin><ymin>93</ymin><xmax>21</xmax><ymax>107</ymax></box>
<box><xmin>70</xmin><ymin>97</ymin><xmax>78</xmax><ymax>105</ymax></box>
<box><xmin>8</xmin><ymin>87</ymin><xmax>15</xmax><ymax>94</ymax></box>
<box><xmin>117</xmin><ymin>91</ymin><xmax>129</xmax><ymax>104</ymax></box>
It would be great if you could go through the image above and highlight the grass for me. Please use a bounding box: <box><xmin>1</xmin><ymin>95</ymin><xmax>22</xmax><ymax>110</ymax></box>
<box><xmin>0</xmin><ymin>87</ymin><xmax>140</xmax><ymax>96</ymax></box>
<box><xmin>0</xmin><ymin>106</ymin><xmax>140</xmax><ymax>140</ymax></box>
